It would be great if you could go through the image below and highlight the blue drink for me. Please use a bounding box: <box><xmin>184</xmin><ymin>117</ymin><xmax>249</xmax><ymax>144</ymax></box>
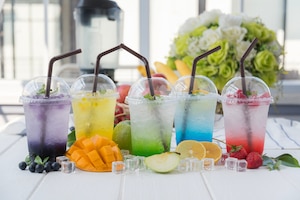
<box><xmin>174</xmin><ymin>94</ymin><xmax>217</xmax><ymax>144</ymax></box>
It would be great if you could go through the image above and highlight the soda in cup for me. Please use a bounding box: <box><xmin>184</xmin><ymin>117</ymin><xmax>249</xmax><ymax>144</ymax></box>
<box><xmin>20</xmin><ymin>76</ymin><xmax>71</xmax><ymax>161</ymax></box>
<box><xmin>174</xmin><ymin>75</ymin><xmax>219</xmax><ymax>144</ymax></box>
<box><xmin>127</xmin><ymin>77</ymin><xmax>177</xmax><ymax>156</ymax></box>
<box><xmin>71</xmin><ymin>74</ymin><xmax>118</xmax><ymax>140</ymax></box>
<box><xmin>221</xmin><ymin>76</ymin><xmax>273</xmax><ymax>154</ymax></box>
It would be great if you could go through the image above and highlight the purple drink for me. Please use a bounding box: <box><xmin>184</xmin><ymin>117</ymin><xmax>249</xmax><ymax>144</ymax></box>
<box><xmin>21</xmin><ymin>77</ymin><xmax>71</xmax><ymax>161</ymax></box>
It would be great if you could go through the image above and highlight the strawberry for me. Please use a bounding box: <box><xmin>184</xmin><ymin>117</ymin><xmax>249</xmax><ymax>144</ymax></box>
<box><xmin>229</xmin><ymin>145</ymin><xmax>248</xmax><ymax>159</ymax></box>
<box><xmin>246</xmin><ymin>152</ymin><xmax>263</xmax><ymax>169</ymax></box>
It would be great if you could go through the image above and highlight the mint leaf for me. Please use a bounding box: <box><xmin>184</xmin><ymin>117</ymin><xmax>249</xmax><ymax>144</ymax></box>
<box><xmin>276</xmin><ymin>154</ymin><xmax>300</xmax><ymax>168</ymax></box>
<box><xmin>144</xmin><ymin>93</ymin><xmax>156</xmax><ymax>100</ymax></box>
<box><xmin>67</xmin><ymin>129</ymin><xmax>76</xmax><ymax>147</ymax></box>
<box><xmin>25</xmin><ymin>155</ymin><xmax>31</xmax><ymax>165</ymax></box>
<box><xmin>34</xmin><ymin>156</ymin><xmax>43</xmax><ymax>165</ymax></box>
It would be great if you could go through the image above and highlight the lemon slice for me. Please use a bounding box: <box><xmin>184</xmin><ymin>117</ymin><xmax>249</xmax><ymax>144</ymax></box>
<box><xmin>199</xmin><ymin>142</ymin><xmax>222</xmax><ymax>164</ymax></box>
<box><xmin>175</xmin><ymin>140</ymin><xmax>206</xmax><ymax>160</ymax></box>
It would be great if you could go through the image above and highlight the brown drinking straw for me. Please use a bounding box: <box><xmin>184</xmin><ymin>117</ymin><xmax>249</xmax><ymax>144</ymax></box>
<box><xmin>181</xmin><ymin>46</ymin><xmax>221</xmax><ymax>140</ymax></box>
<box><xmin>188</xmin><ymin>46</ymin><xmax>221</xmax><ymax>94</ymax></box>
<box><xmin>46</xmin><ymin>49</ymin><xmax>82</xmax><ymax>98</ymax></box>
<box><xmin>239</xmin><ymin>38</ymin><xmax>258</xmax><ymax>152</ymax></box>
<box><xmin>92</xmin><ymin>43</ymin><xmax>155</xmax><ymax>98</ymax></box>
<box><xmin>240</xmin><ymin>38</ymin><xmax>258</xmax><ymax>96</ymax></box>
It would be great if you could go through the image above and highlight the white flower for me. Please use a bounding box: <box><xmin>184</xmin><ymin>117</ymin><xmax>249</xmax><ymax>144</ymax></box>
<box><xmin>220</xmin><ymin>26</ymin><xmax>247</xmax><ymax>44</ymax></box>
<box><xmin>219</xmin><ymin>13</ymin><xmax>243</xmax><ymax>28</ymax></box>
<box><xmin>199</xmin><ymin>29</ymin><xmax>221</xmax><ymax>50</ymax></box>
<box><xmin>236</xmin><ymin>41</ymin><xmax>257</xmax><ymax>61</ymax></box>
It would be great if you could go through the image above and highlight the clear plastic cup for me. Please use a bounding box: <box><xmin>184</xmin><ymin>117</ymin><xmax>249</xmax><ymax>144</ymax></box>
<box><xmin>221</xmin><ymin>76</ymin><xmax>273</xmax><ymax>154</ymax></box>
<box><xmin>20</xmin><ymin>76</ymin><xmax>71</xmax><ymax>161</ymax></box>
<box><xmin>70</xmin><ymin>74</ymin><xmax>118</xmax><ymax>140</ymax></box>
<box><xmin>173</xmin><ymin>75</ymin><xmax>219</xmax><ymax>144</ymax></box>
<box><xmin>126</xmin><ymin>77</ymin><xmax>177</xmax><ymax>156</ymax></box>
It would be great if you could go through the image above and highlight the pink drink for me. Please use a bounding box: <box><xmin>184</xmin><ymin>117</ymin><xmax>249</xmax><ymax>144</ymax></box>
<box><xmin>222</xmin><ymin>99</ymin><xmax>269</xmax><ymax>154</ymax></box>
<box><xmin>221</xmin><ymin>77</ymin><xmax>272</xmax><ymax>155</ymax></box>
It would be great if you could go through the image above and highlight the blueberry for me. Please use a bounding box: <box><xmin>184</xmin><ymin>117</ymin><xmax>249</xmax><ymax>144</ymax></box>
<box><xmin>51</xmin><ymin>162</ymin><xmax>61</xmax><ymax>171</ymax></box>
<box><xmin>44</xmin><ymin>162</ymin><xmax>52</xmax><ymax>173</ymax></box>
<box><xmin>69</xmin><ymin>126</ymin><xmax>75</xmax><ymax>131</ymax></box>
<box><xmin>18</xmin><ymin>161</ymin><xmax>27</xmax><ymax>170</ymax></box>
<box><xmin>29</xmin><ymin>163</ymin><xmax>37</xmax><ymax>173</ymax></box>
<box><xmin>35</xmin><ymin>164</ymin><xmax>44</xmax><ymax>173</ymax></box>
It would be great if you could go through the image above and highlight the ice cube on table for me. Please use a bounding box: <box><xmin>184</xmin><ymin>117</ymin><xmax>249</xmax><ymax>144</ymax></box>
<box><xmin>202</xmin><ymin>158</ymin><xmax>214</xmax><ymax>171</ymax></box>
<box><xmin>225</xmin><ymin>157</ymin><xmax>238</xmax><ymax>170</ymax></box>
<box><xmin>237</xmin><ymin>159</ymin><xmax>247</xmax><ymax>172</ymax></box>
<box><xmin>112</xmin><ymin>161</ymin><xmax>126</xmax><ymax>174</ymax></box>
<box><xmin>56</xmin><ymin>156</ymin><xmax>69</xmax><ymax>165</ymax></box>
<box><xmin>61</xmin><ymin>161</ymin><xmax>75</xmax><ymax>173</ymax></box>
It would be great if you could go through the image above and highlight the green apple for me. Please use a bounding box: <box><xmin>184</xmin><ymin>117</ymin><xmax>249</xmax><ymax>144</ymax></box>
<box><xmin>145</xmin><ymin>152</ymin><xmax>180</xmax><ymax>173</ymax></box>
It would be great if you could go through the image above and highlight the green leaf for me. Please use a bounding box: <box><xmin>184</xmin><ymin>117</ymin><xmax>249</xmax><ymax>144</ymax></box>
<box><xmin>276</xmin><ymin>154</ymin><xmax>300</xmax><ymax>168</ymax></box>
<box><xmin>67</xmin><ymin>129</ymin><xmax>76</xmax><ymax>147</ymax></box>
<box><xmin>25</xmin><ymin>155</ymin><xmax>31</xmax><ymax>165</ymax></box>
<box><xmin>34</xmin><ymin>156</ymin><xmax>43</xmax><ymax>165</ymax></box>
<box><xmin>262</xmin><ymin>155</ymin><xmax>274</xmax><ymax>166</ymax></box>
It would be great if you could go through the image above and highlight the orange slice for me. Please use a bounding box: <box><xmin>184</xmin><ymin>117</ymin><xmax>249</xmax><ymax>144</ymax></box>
<box><xmin>175</xmin><ymin>140</ymin><xmax>206</xmax><ymax>160</ymax></box>
<box><xmin>199</xmin><ymin>142</ymin><xmax>222</xmax><ymax>164</ymax></box>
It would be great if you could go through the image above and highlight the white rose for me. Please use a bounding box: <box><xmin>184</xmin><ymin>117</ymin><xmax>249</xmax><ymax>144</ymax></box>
<box><xmin>219</xmin><ymin>14</ymin><xmax>243</xmax><ymax>28</ymax></box>
<box><xmin>187</xmin><ymin>37</ymin><xmax>202</xmax><ymax>57</ymax></box>
<box><xmin>199</xmin><ymin>9</ymin><xmax>222</xmax><ymax>26</ymax></box>
<box><xmin>236</xmin><ymin>41</ymin><xmax>257</xmax><ymax>61</ymax></box>
<box><xmin>220</xmin><ymin>26</ymin><xmax>247</xmax><ymax>44</ymax></box>
<box><xmin>178</xmin><ymin>16</ymin><xmax>203</xmax><ymax>35</ymax></box>
<box><xmin>198</xmin><ymin>29</ymin><xmax>221</xmax><ymax>50</ymax></box>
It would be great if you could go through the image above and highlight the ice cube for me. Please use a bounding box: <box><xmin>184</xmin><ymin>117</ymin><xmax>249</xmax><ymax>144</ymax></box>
<box><xmin>225</xmin><ymin>157</ymin><xmax>238</xmax><ymax>170</ymax></box>
<box><xmin>202</xmin><ymin>158</ymin><xmax>214</xmax><ymax>171</ymax></box>
<box><xmin>61</xmin><ymin>161</ymin><xmax>75</xmax><ymax>173</ymax></box>
<box><xmin>121</xmin><ymin>150</ymin><xmax>130</xmax><ymax>157</ymax></box>
<box><xmin>190</xmin><ymin>158</ymin><xmax>203</xmax><ymax>172</ymax></box>
<box><xmin>56</xmin><ymin>156</ymin><xmax>69</xmax><ymax>165</ymax></box>
<box><xmin>177</xmin><ymin>158</ymin><xmax>191</xmax><ymax>172</ymax></box>
<box><xmin>237</xmin><ymin>159</ymin><xmax>247</xmax><ymax>172</ymax></box>
<box><xmin>218</xmin><ymin>153</ymin><xmax>230</xmax><ymax>166</ymax></box>
<box><xmin>112</xmin><ymin>161</ymin><xmax>126</xmax><ymax>174</ymax></box>
<box><xmin>125</xmin><ymin>157</ymin><xmax>139</xmax><ymax>173</ymax></box>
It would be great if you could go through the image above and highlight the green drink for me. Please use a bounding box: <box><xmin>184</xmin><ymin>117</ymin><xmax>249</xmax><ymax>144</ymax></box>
<box><xmin>127</xmin><ymin>77</ymin><xmax>177</xmax><ymax>156</ymax></box>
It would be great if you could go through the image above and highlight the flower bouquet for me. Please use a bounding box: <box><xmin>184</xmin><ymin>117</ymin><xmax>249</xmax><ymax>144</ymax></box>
<box><xmin>166</xmin><ymin>9</ymin><xmax>284</xmax><ymax>93</ymax></box>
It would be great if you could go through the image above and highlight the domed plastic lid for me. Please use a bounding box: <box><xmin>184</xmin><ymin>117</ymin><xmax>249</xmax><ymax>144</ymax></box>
<box><xmin>174</xmin><ymin>75</ymin><xmax>218</xmax><ymax>96</ymax></box>
<box><xmin>20</xmin><ymin>76</ymin><xmax>71</xmax><ymax>103</ymax></box>
<box><xmin>127</xmin><ymin>77</ymin><xmax>175</xmax><ymax>99</ymax></box>
<box><xmin>221</xmin><ymin>76</ymin><xmax>273</xmax><ymax>103</ymax></box>
<box><xmin>71</xmin><ymin>74</ymin><xmax>118</xmax><ymax>98</ymax></box>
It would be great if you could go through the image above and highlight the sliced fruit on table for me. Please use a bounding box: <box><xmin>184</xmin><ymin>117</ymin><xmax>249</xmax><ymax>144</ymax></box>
<box><xmin>175</xmin><ymin>140</ymin><xmax>206</xmax><ymax>160</ymax></box>
<box><xmin>145</xmin><ymin>152</ymin><xmax>180</xmax><ymax>173</ymax></box>
<box><xmin>66</xmin><ymin>135</ymin><xmax>123</xmax><ymax>172</ymax></box>
<box><xmin>199</xmin><ymin>142</ymin><xmax>222</xmax><ymax>164</ymax></box>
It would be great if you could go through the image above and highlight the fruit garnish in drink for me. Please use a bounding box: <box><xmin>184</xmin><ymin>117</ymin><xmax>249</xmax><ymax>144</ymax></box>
<box><xmin>145</xmin><ymin>152</ymin><xmax>180</xmax><ymax>173</ymax></box>
<box><xmin>36</xmin><ymin>84</ymin><xmax>58</xmax><ymax>95</ymax></box>
<box><xmin>175</xmin><ymin>140</ymin><xmax>206</xmax><ymax>160</ymax></box>
<box><xmin>199</xmin><ymin>142</ymin><xmax>222</xmax><ymax>164</ymax></box>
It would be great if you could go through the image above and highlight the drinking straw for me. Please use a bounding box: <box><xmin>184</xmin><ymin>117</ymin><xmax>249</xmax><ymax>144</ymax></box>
<box><xmin>92</xmin><ymin>43</ymin><xmax>155</xmax><ymax>98</ymax></box>
<box><xmin>45</xmin><ymin>49</ymin><xmax>82</xmax><ymax>98</ymax></box>
<box><xmin>180</xmin><ymin>46</ymin><xmax>221</xmax><ymax>140</ymax></box>
<box><xmin>239</xmin><ymin>38</ymin><xmax>258</xmax><ymax>152</ymax></box>
<box><xmin>240</xmin><ymin>38</ymin><xmax>258</xmax><ymax>96</ymax></box>
<box><xmin>188</xmin><ymin>46</ymin><xmax>221</xmax><ymax>94</ymax></box>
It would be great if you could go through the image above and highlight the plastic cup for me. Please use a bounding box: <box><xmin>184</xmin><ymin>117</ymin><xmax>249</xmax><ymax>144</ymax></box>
<box><xmin>221</xmin><ymin>76</ymin><xmax>273</xmax><ymax>154</ymax></box>
<box><xmin>20</xmin><ymin>76</ymin><xmax>71</xmax><ymax>161</ymax></box>
<box><xmin>70</xmin><ymin>74</ymin><xmax>118</xmax><ymax>140</ymax></box>
<box><xmin>126</xmin><ymin>77</ymin><xmax>177</xmax><ymax>157</ymax></box>
<box><xmin>173</xmin><ymin>75</ymin><xmax>219</xmax><ymax>144</ymax></box>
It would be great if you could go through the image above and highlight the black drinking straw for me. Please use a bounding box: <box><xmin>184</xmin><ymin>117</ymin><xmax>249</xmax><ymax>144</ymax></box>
<box><xmin>240</xmin><ymin>38</ymin><xmax>258</xmax><ymax>96</ymax></box>
<box><xmin>188</xmin><ymin>46</ymin><xmax>221</xmax><ymax>94</ymax></box>
<box><xmin>92</xmin><ymin>43</ymin><xmax>155</xmax><ymax>99</ymax></box>
<box><xmin>45</xmin><ymin>49</ymin><xmax>82</xmax><ymax>98</ymax></box>
<box><xmin>181</xmin><ymin>46</ymin><xmax>221</xmax><ymax>140</ymax></box>
<box><xmin>239</xmin><ymin>38</ymin><xmax>258</xmax><ymax>152</ymax></box>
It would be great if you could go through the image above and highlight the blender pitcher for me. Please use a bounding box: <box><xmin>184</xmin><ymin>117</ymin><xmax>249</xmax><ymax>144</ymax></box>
<box><xmin>74</xmin><ymin>0</ymin><xmax>123</xmax><ymax>77</ymax></box>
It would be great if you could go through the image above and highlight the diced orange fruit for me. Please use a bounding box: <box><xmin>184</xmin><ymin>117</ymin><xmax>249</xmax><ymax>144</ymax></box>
<box><xmin>66</xmin><ymin>135</ymin><xmax>123</xmax><ymax>172</ymax></box>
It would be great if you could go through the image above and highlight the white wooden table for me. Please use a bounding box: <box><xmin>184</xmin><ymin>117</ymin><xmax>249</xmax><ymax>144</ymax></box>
<box><xmin>1</xmin><ymin>116</ymin><xmax>300</xmax><ymax>200</ymax></box>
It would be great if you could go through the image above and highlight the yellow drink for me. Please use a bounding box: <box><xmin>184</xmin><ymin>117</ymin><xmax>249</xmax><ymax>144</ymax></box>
<box><xmin>72</xmin><ymin>92</ymin><xmax>117</xmax><ymax>139</ymax></box>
